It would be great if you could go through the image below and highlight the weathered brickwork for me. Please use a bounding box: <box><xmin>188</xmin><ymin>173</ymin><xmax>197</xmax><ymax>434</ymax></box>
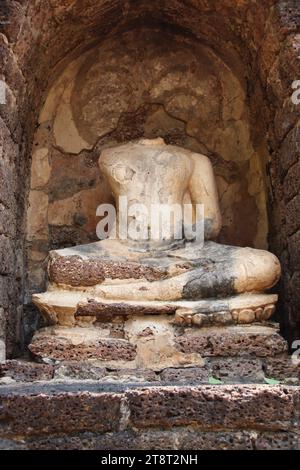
<box><xmin>0</xmin><ymin>383</ymin><xmax>298</xmax><ymax>449</ymax></box>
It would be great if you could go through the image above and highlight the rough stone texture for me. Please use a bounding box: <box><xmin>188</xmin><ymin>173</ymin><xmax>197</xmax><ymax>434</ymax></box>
<box><xmin>264</xmin><ymin>357</ymin><xmax>300</xmax><ymax>382</ymax></box>
<box><xmin>53</xmin><ymin>363</ymin><xmax>159</xmax><ymax>383</ymax></box>
<box><xmin>29</xmin><ymin>333</ymin><xmax>137</xmax><ymax>362</ymax></box>
<box><xmin>0</xmin><ymin>360</ymin><xmax>54</xmax><ymax>382</ymax></box>
<box><xmin>53</xmin><ymin>362</ymin><xmax>107</xmax><ymax>381</ymax></box>
<box><xmin>160</xmin><ymin>367</ymin><xmax>210</xmax><ymax>384</ymax></box>
<box><xmin>28</xmin><ymin>322</ymin><xmax>205</xmax><ymax>370</ymax></box>
<box><xmin>127</xmin><ymin>385</ymin><xmax>298</xmax><ymax>431</ymax></box>
<box><xmin>0</xmin><ymin>382</ymin><xmax>298</xmax><ymax>450</ymax></box>
<box><xmin>0</xmin><ymin>389</ymin><xmax>121</xmax><ymax>438</ymax></box>
<box><xmin>76</xmin><ymin>300</ymin><xmax>176</xmax><ymax>320</ymax></box>
<box><xmin>0</xmin><ymin>429</ymin><xmax>299</xmax><ymax>450</ymax></box>
<box><xmin>49</xmin><ymin>255</ymin><xmax>168</xmax><ymax>286</ymax></box>
<box><xmin>254</xmin><ymin>431</ymin><xmax>300</xmax><ymax>450</ymax></box>
<box><xmin>175</xmin><ymin>326</ymin><xmax>288</xmax><ymax>357</ymax></box>
<box><xmin>211</xmin><ymin>358</ymin><xmax>265</xmax><ymax>383</ymax></box>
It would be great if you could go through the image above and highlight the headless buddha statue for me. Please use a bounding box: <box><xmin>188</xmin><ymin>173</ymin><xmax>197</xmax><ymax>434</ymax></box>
<box><xmin>33</xmin><ymin>138</ymin><xmax>281</xmax><ymax>327</ymax></box>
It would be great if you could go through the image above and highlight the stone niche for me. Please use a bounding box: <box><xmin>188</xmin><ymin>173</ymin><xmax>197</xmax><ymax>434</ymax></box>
<box><xmin>26</xmin><ymin>26</ymin><xmax>270</xmax><ymax>298</ymax></box>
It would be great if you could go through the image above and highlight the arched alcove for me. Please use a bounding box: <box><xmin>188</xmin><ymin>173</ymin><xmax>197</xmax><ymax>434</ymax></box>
<box><xmin>1</xmin><ymin>0</ymin><xmax>299</xmax><ymax>356</ymax></box>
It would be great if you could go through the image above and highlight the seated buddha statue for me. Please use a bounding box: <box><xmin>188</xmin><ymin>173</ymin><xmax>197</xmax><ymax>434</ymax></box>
<box><xmin>33</xmin><ymin>138</ymin><xmax>281</xmax><ymax>328</ymax></box>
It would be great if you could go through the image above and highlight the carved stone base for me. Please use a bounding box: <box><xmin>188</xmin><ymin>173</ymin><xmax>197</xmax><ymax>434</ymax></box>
<box><xmin>28</xmin><ymin>322</ymin><xmax>287</xmax><ymax>370</ymax></box>
<box><xmin>33</xmin><ymin>288</ymin><xmax>278</xmax><ymax>328</ymax></box>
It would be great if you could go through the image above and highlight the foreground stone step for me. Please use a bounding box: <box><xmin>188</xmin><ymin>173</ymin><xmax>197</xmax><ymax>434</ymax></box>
<box><xmin>0</xmin><ymin>383</ymin><xmax>299</xmax><ymax>450</ymax></box>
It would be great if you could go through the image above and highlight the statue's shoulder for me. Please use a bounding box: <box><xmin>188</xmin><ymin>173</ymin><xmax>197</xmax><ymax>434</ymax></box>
<box><xmin>190</xmin><ymin>151</ymin><xmax>213</xmax><ymax>168</ymax></box>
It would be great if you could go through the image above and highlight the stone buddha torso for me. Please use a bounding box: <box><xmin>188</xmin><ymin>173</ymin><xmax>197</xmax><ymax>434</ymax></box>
<box><xmin>99</xmin><ymin>138</ymin><xmax>222</xmax><ymax>248</ymax></box>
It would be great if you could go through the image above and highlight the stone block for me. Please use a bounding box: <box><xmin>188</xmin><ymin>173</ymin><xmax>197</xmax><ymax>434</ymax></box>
<box><xmin>0</xmin><ymin>389</ymin><xmax>121</xmax><ymax>437</ymax></box>
<box><xmin>175</xmin><ymin>326</ymin><xmax>287</xmax><ymax>357</ymax></box>
<box><xmin>211</xmin><ymin>358</ymin><xmax>265</xmax><ymax>383</ymax></box>
<box><xmin>0</xmin><ymin>360</ymin><xmax>54</xmax><ymax>382</ymax></box>
<box><xmin>264</xmin><ymin>357</ymin><xmax>300</xmax><ymax>382</ymax></box>
<box><xmin>105</xmin><ymin>368</ymin><xmax>159</xmax><ymax>383</ymax></box>
<box><xmin>160</xmin><ymin>367</ymin><xmax>210</xmax><ymax>384</ymax></box>
<box><xmin>127</xmin><ymin>385</ymin><xmax>297</xmax><ymax>431</ymax></box>
<box><xmin>54</xmin><ymin>361</ymin><xmax>107</xmax><ymax>380</ymax></box>
<box><xmin>29</xmin><ymin>327</ymin><xmax>137</xmax><ymax>362</ymax></box>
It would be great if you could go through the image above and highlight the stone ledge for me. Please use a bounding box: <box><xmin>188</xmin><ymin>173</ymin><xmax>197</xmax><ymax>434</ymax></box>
<box><xmin>0</xmin><ymin>383</ymin><xmax>298</xmax><ymax>440</ymax></box>
<box><xmin>29</xmin><ymin>332</ymin><xmax>137</xmax><ymax>362</ymax></box>
<box><xmin>175</xmin><ymin>325</ymin><xmax>287</xmax><ymax>357</ymax></box>
<box><xmin>0</xmin><ymin>360</ymin><xmax>54</xmax><ymax>382</ymax></box>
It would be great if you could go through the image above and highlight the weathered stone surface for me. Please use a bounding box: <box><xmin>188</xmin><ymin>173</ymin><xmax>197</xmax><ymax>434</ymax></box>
<box><xmin>286</xmin><ymin>194</ymin><xmax>300</xmax><ymax>237</ymax></box>
<box><xmin>30</xmin><ymin>147</ymin><xmax>51</xmax><ymax>189</ymax></box>
<box><xmin>1</xmin><ymin>431</ymin><xmax>178</xmax><ymax>451</ymax></box>
<box><xmin>264</xmin><ymin>357</ymin><xmax>300</xmax><ymax>382</ymax></box>
<box><xmin>255</xmin><ymin>432</ymin><xmax>300</xmax><ymax>450</ymax></box>
<box><xmin>104</xmin><ymin>369</ymin><xmax>159</xmax><ymax>383</ymax></box>
<box><xmin>284</xmin><ymin>161</ymin><xmax>300</xmax><ymax>203</ymax></box>
<box><xmin>1</xmin><ymin>429</ymin><xmax>299</xmax><ymax>450</ymax></box>
<box><xmin>49</xmin><ymin>254</ymin><xmax>168</xmax><ymax>286</ymax></box>
<box><xmin>53</xmin><ymin>361</ymin><xmax>107</xmax><ymax>380</ymax></box>
<box><xmin>76</xmin><ymin>300</ymin><xmax>176</xmax><ymax>320</ymax></box>
<box><xmin>175</xmin><ymin>326</ymin><xmax>288</xmax><ymax>357</ymax></box>
<box><xmin>288</xmin><ymin>230</ymin><xmax>300</xmax><ymax>272</ymax></box>
<box><xmin>26</xmin><ymin>190</ymin><xmax>49</xmax><ymax>241</ymax></box>
<box><xmin>0</xmin><ymin>235</ymin><xmax>14</xmax><ymax>275</ymax></box>
<box><xmin>160</xmin><ymin>367</ymin><xmax>210</xmax><ymax>384</ymax></box>
<box><xmin>280</xmin><ymin>123</ymin><xmax>300</xmax><ymax>173</ymax></box>
<box><xmin>0</xmin><ymin>382</ymin><xmax>298</xmax><ymax>447</ymax></box>
<box><xmin>179</xmin><ymin>430</ymin><xmax>253</xmax><ymax>450</ymax></box>
<box><xmin>29</xmin><ymin>327</ymin><xmax>137</xmax><ymax>362</ymax></box>
<box><xmin>0</xmin><ymin>360</ymin><xmax>54</xmax><ymax>382</ymax></box>
<box><xmin>53</xmin><ymin>362</ymin><xmax>158</xmax><ymax>382</ymax></box>
<box><xmin>211</xmin><ymin>358</ymin><xmax>265</xmax><ymax>383</ymax></box>
<box><xmin>127</xmin><ymin>385</ymin><xmax>298</xmax><ymax>431</ymax></box>
<box><xmin>0</xmin><ymin>308</ymin><xmax>5</xmax><ymax>362</ymax></box>
<box><xmin>0</xmin><ymin>390</ymin><xmax>121</xmax><ymax>437</ymax></box>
